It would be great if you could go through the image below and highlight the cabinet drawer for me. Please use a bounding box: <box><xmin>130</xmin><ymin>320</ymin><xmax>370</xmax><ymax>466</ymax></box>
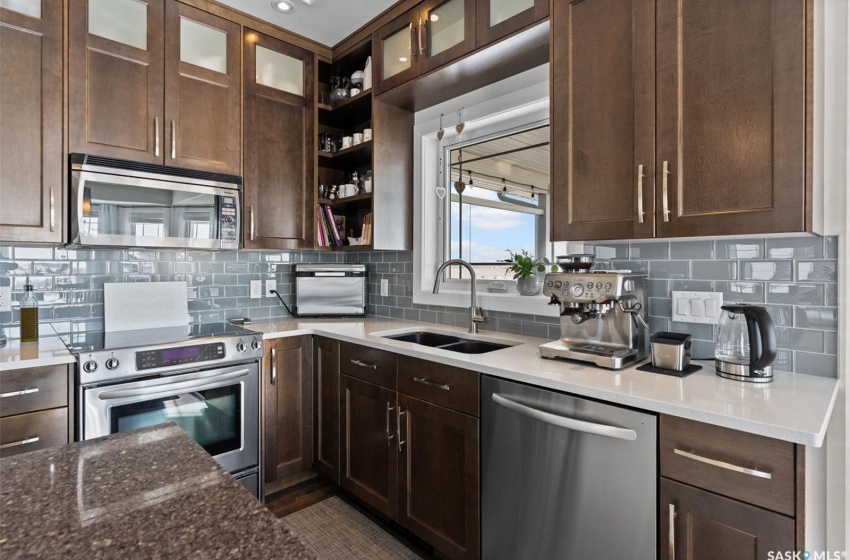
<box><xmin>0</xmin><ymin>408</ymin><xmax>69</xmax><ymax>458</ymax></box>
<box><xmin>398</xmin><ymin>356</ymin><xmax>479</xmax><ymax>417</ymax></box>
<box><xmin>0</xmin><ymin>365</ymin><xmax>68</xmax><ymax>418</ymax></box>
<box><xmin>660</xmin><ymin>415</ymin><xmax>795</xmax><ymax>516</ymax></box>
<box><xmin>340</xmin><ymin>342</ymin><xmax>397</xmax><ymax>389</ymax></box>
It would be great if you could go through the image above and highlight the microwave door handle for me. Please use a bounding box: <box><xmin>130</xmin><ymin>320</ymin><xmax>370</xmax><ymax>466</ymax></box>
<box><xmin>97</xmin><ymin>369</ymin><xmax>250</xmax><ymax>400</ymax></box>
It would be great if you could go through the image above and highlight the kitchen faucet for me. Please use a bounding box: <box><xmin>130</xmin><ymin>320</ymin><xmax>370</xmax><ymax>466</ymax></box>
<box><xmin>432</xmin><ymin>259</ymin><xmax>485</xmax><ymax>334</ymax></box>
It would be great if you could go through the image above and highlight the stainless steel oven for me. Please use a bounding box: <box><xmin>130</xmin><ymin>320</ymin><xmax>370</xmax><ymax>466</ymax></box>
<box><xmin>70</xmin><ymin>153</ymin><xmax>241</xmax><ymax>250</ymax></box>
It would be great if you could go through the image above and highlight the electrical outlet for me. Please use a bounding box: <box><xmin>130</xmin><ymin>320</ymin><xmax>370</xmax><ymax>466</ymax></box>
<box><xmin>265</xmin><ymin>279</ymin><xmax>277</xmax><ymax>298</ymax></box>
<box><xmin>0</xmin><ymin>286</ymin><xmax>11</xmax><ymax>312</ymax></box>
<box><xmin>672</xmin><ymin>291</ymin><xmax>724</xmax><ymax>324</ymax></box>
<box><xmin>249</xmin><ymin>280</ymin><xmax>262</xmax><ymax>299</ymax></box>
<box><xmin>380</xmin><ymin>279</ymin><xmax>389</xmax><ymax>297</ymax></box>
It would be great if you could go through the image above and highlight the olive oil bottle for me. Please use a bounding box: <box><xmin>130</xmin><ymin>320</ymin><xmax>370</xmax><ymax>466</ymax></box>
<box><xmin>20</xmin><ymin>277</ymin><xmax>39</xmax><ymax>342</ymax></box>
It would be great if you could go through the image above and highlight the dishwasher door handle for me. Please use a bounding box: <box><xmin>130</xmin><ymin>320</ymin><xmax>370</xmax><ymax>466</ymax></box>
<box><xmin>491</xmin><ymin>393</ymin><xmax>638</xmax><ymax>441</ymax></box>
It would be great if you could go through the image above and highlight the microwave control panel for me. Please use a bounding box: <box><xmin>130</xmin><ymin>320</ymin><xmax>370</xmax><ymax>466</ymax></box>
<box><xmin>220</xmin><ymin>196</ymin><xmax>239</xmax><ymax>242</ymax></box>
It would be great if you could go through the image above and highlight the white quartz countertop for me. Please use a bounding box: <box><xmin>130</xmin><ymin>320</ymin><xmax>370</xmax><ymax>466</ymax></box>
<box><xmin>249</xmin><ymin>317</ymin><xmax>839</xmax><ymax>447</ymax></box>
<box><xmin>0</xmin><ymin>336</ymin><xmax>76</xmax><ymax>372</ymax></box>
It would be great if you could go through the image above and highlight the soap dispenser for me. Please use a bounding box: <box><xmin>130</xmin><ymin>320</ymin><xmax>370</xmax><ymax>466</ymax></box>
<box><xmin>20</xmin><ymin>276</ymin><xmax>39</xmax><ymax>342</ymax></box>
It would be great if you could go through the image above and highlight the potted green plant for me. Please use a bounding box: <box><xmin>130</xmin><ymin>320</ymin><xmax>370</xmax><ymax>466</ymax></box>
<box><xmin>501</xmin><ymin>250</ymin><xmax>558</xmax><ymax>296</ymax></box>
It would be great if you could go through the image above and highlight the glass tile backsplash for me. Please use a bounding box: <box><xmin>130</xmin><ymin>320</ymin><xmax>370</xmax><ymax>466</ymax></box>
<box><xmin>0</xmin><ymin>235</ymin><xmax>839</xmax><ymax>378</ymax></box>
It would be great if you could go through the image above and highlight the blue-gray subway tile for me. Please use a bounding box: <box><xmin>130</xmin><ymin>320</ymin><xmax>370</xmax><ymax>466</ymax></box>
<box><xmin>670</xmin><ymin>240</ymin><xmax>714</xmax><ymax>260</ymax></box>
<box><xmin>547</xmin><ymin>324</ymin><xmax>562</xmax><ymax>340</ymax></box>
<box><xmin>630</xmin><ymin>242</ymin><xmax>669</xmax><ymax>260</ymax></box>
<box><xmin>388</xmin><ymin>307</ymin><xmax>404</xmax><ymax>319</ymax></box>
<box><xmin>671</xmin><ymin>279</ymin><xmax>714</xmax><ymax>292</ymax></box>
<box><xmin>716</xmin><ymin>281</ymin><xmax>765</xmax><ymax>303</ymax></box>
<box><xmin>533</xmin><ymin>314</ymin><xmax>560</xmax><ymax>325</ymax></box>
<box><xmin>761</xmin><ymin>304</ymin><xmax>794</xmax><ymax>327</ymax></box>
<box><xmin>690</xmin><ymin>340</ymin><xmax>716</xmax><ymax>361</ymax></box>
<box><xmin>14</xmin><ymin>247</ymin><xmax>54</xmax><ymax>259</ymax></box>
<box><xmin>692</xmin><ymin>260</ymin><xmax>737</xmax><ymax>280</ymax></box>
<box><xmin>715</xmin><ymin>239</ymin><xmax>763</xmax><ymax>259</ymax></box>
<box><xmin>419</xmin><ymin>310</ymin><xmax>437</xmax><ymax>324</ymax></box>
<box><xmin>0</xmin><ymin>247</ymin><xmax>13</xmax><ymax>259</ymax></box>
<box><xmin>521</xmin><ymin>322</ymin><xmax>549</xmax><ymax>339</ymax></box>
<box><xmin>648</xmin><ymin>298</ymin><xmax>672</xmax><ymax>317</ymax></box>
<box><xmin>796</xmin><ymin>261</ymin><xmax>838</xmax><ymax>282</ymax></box>
<box><xmin>647</xmin><ymin>279</ymin><xmax>670</xmax><ymax>298</ymax></box>
<box><xmin>773</xmin><ymin>349</ymin><xmax>794</xmax><ymax>373</ymax></box>
<box><xmin>739</xmin><ymin>260</ymin><xmax>792</xmax><ymax>281</ymax></box>
<box><xmin>766</xmin><ymin>283</ymin><xmax>824</xmax><ymax>305</ymax></box>
<box><xmin>186</xmin><ymin>251</ymin><xmax>214</xmax><ymax>262</ymax></box>
<box><xmin>669</xmin><ymin>321</ymin><xmax>714</xmax><ymax>341</ymax></box>
<box><xmin>824</xmin><ymin>236</ymin><xmax>838</xmax><ymax>259</ymax></box>
<box><xmin>611</xmin><ymin>260</ymin><xmax>648</xmax><ymax>273</ymax></box>
<box><xmin>794</xmin><ymin>307</ymin><xmax>838</xmax><ymax>331</ymax></box>
<box><xmin>648</xmin><ymin>261</ymin><xmax>689</xmax><ymax>279</ymax></box>
<box><xmin>593</xmin><ymin>243</ymin><xmax>629</xmax><ymax>260</ymax></box>
<box><xmin>794</xmin><ymin>352</ymin><xmax>838</xmax><ymax>378</ymax></box>
<box><xmin>766</xmin><ymin>237</ymin><xmax>823</xmax><ymax>259</ymax></box>
<box><xmin>403</xmin><ymin>308</ymin><xmax>420</xmax><ymax>321</ymax></box>
<box><xmin>497</xmin><ymin>319</ymin><xmax>523</xmax><ymax>335</ymax></box>
<box><xmin>776</xmin><ymin>328</ymin><xmax>824</xmax><ymax>353</ymax></box>
<box><xmin>825</xmin><ymin>284</ymin><xmax>837</xmax><ymax>307</ymax></box>
<box><xmin>825</xmin><ymin>332</ymin><xmax>838</xmax><ymax>355</ymax></box>
<box><xmin>647</xmin><ymin>317</ymin><xmax>670</xmax><ymax>334</ymax></box>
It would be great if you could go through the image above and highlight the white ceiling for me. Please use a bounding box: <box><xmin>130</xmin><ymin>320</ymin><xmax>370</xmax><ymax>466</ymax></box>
<box><xmin>218</xmin><ymin>0</ymin><xmax>399</xmax><ymax>46</ymax></box>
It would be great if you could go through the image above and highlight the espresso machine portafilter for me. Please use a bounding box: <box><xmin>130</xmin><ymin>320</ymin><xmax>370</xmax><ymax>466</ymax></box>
<box><xmin>539</xmin><ymin>262</ymin><xmax>649</xmax><ymax>369</ymax></box>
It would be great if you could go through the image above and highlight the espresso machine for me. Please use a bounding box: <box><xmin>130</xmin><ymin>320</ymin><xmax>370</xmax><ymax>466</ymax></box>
<box><xmin>539</xmin><ymin>256</ymin><xmax>648</xmax><ymax>369</ymax></box>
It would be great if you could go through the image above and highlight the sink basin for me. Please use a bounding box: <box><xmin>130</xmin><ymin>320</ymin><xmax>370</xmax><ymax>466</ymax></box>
<box><xmin>437</xmin><ymin>341</ymin><xmax>514</xmax><ymax>354</ymax></box>
<box><xmin>380</xmin><ymin>329</ymin><xmax>519</xmax><ymax>354</ymax></box>
<box><xmin>386</xmin><ymin>331</ymin><xmax>462</xmax><ymax>347</ymax></box>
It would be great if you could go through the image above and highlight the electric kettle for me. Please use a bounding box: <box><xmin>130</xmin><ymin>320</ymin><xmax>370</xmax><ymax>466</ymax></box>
<box><xmin>715</xmin><ymin>305</ymin><xmax>777</xmax><ymax>383</ymax></box>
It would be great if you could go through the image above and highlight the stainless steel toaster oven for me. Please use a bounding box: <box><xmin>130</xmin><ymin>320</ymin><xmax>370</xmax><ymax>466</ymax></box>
<box><xmin>294</xmin><ymin>263</ymin><xmax>367</xmax><ymax>317</ymax></box>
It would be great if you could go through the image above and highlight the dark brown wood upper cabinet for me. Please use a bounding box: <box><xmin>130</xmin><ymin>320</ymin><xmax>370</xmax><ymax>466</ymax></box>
<box><xmin>374</xmin><ymin>9</ymin><xmax>420</xmax><ymax>94</ymax></box>
<box><xmin>164</xmin><ymin>2</ymin><xmax>241</xmax><ymax>175</ymax></box>
<box><xmin>655</xmin><ymin>0</ymin><xmax>807</xmax><ymax>237</ymax></box>
<box><xmin>243</xmin><ymin>30</ymin><xmax>315</xmax><ymax>250</ymax></box>
<box><xmin>551</xmin><ymin>0</ymin><xmax>655</xmax><ymax>241</ymax></box>
<box><xmin>418</xmin><ymin>0</ymin><xmax>476</xmax><ymax>74</ymax></box>
<box><xmin>69</xmin><ymin>0</ymin><xmax>240</xmax><ymax>175</ymax></box>
<box><xmin>0</xmin><ymin>4</ymin><xmax>64</xmax><ymax>244</ymax></box>
<box><xmin>475</xmin><ymin>0</ymin><xmax>548</xmax><ymax>49</ymax></box>
<box><xmin>314</xmin><ymin>336</ymin><xmax>340</xmax><ymax>483</ymax></box>
<box><xmin>68</xmin><ymin>0</ymin><xmax>165</xmax><ymax>164</ymax></box>
<box><xmin>551</xmin><ymin>0</ymin><xmax>810</xmax><ymax>241</ymax></box>
<box><xmin>263</xmin><ymin>336</ymin><xmax>313</xmax><ymax>485</ymax></box>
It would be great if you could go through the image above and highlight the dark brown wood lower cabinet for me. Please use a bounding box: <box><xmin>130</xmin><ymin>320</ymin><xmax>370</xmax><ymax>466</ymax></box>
<box><xmin>314</xmin><ymin>336</ymin><xmax>340</xmax><ymax>483</ymax></box>
<box><xmin>398</xmin><ymin>394</ymin><xmax>479</xmax><ymax>560</ymax></box>
<box><xmin>263</xmin><ymin>336</ymin><xmax>313</xmax><ymax>484</ymax></box>
<box><xmin>340</xmin><ymin>374</ymin><xmax>398</xmax><ymax>520</ymax></box>
<box><xmin>660</xmin><ymin>478</ymin><xmax>795</xmax><ymax>560</ymax></box>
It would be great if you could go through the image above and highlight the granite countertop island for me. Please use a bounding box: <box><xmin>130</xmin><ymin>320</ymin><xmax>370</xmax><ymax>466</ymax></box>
<box><xmin>0</xmin><ymin>423</ymin><xmax>314</xmax><ymax>559</ymax></box>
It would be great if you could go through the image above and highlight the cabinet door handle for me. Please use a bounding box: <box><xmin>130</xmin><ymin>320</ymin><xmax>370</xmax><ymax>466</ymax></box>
<box><xmin>270</xmin><ymin>348</ymin><xmax>277</xmax><ymax>385</ymax></box>
<box><xmin>413</xmin><ymin>377</ymin><xmax>450</xmax><ymax>391</ymax></box>
<box><xmin>419</xmin><ymin>18</ymin><xmax>426</xmax><ymax>55</ymax></box>
<box><xmin>0</xmin><ymin>387</ymin><xmax>39</xmax><ymax>398</ymax></box>
<box><xmin>673</xmin><ymin>448</ymin><xmax>772</xmax><ymax>479</ymax></box>
<box><xmin>154</xmin><ymin>117</ymin><xmax>160</xmax><ymax>157</ymax></box>
<box><xmin>249</xmin><ymin>206</ymin><xmax>255</xmax><ymax>241</ymax></box>
<box><xmin>170</xmin><ymin>120</ymin><xmax>176</xmax><ymax>159</ymax></box>
<box><xmin>668</xmin><ymin>503</ymin><xmax>676</xmax><ymax>560</ymax></box>
<box><xmin>386</xmin><ymin>402</ymin><xmax>395</xmax><ymax>446</ymax></box>
<box><xmin>397</xmin><ymin>406</ymin><xmax>406</xmax><ymax>452</ymax></box>
<box><xmin>0</xmin><ymin>436</ymin><xmax>39</xmax><ymax>450</ymax></box>
<box><xmin>410</xmin><ymin>24</ymin><xmax>416</xmax><ymax>59</ymax></box>
<box><xmin>350</xmin><ymin>358</ymin><xmax>377</xmax><ymax>370</ymax></box>
<box><xmin>49</xmin><ymin>188</ymin><xmax>55</xmax><ymax>232</ymax></box>
<box><xmin>662</xmin><ymin>160</ymin><xmax>671</xmax><ymax>222</ymax></box>
<box><xmin>637</xmin><ymin>164</ymin><xmax>645</xmax><ymax>224</ymax></box>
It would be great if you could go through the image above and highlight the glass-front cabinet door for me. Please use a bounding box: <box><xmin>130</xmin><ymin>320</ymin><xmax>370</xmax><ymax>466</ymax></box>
<box><xmin>374</xmin><ymin>9</ymin><xmax>419</xmax><ymax>93</ymax></box>
<box><xmin>418</xmin><ymin>0</ymin><xmax>475</xmax><ymax>74</ymax></box>
<box><xmin>475</xmin><ymin>0</ymin><xmax>548</xmax><ymax>48</ymax></box>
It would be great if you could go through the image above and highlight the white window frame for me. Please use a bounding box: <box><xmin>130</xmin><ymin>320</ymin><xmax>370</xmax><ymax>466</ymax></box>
<box><xmin>412</xmin><ymin>66</ymin><xmax>561</xmax><ymax>316</ymax></box>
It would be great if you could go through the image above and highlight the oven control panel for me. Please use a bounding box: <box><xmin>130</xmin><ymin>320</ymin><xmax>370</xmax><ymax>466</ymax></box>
<box><xmin>136</xmin><ymin>342</ymin><xmax>226</xmax><ymax>371</ymax></box>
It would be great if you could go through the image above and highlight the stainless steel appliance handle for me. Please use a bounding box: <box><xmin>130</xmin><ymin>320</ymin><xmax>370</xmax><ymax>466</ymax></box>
<box><xmin>397</xmin><ymin>406</ymin><xmax>406</xmax><ymax>451</ymax></box>
<box><xmin>154</xmin><ymin>117</ymin><xmax>160</xmax><ymax>157</ymax></box>
<box><xmin>171</xmin><ymin>120</ymin><xmax>176</xmax><ymax>159</ymax></box>
<box><xmin>637</xmin><ymin>164</ymin><xmax>645</xmax><ymax>224</ymax></box>
<box><xmin>492</xmin><ymin>393</ymin><xmax>638</xmax><ymax>441</ymax></box>
<box><xmin>350</xmin><ymin>359</ymin><xmax>377</xmax><ymax>370</ymax></box>
<box><xmin>0</xmin><ymin>436</ymin><xmax>40</xmax><ymax>450</ymax></box>
<box><xmin>386</xmin><ymin>402</ymin><xmax>395</xmax><ymax>446</ymax></box>
<box><xmin>413</xmin><ymin>377</ymin><xmax>450</xmax><ymax>391</ymax></box>
<box><xmin>662</xmin><ymin>160</ymin><xmax>671</xmax><ymax>222</ymax></box>
<box><xmin>673</xmin><ymin>448</ymin><xmax>772</xmax><ymax>479</ymax></box>
<box><xmin>97</xmin><ymin>369</ymin><xmax>250</xmax><ymax>400</ymax></box>
<box><xmin>419</xmin><ymin>18</ymin><xmax>426</xmax><ymax>55</ymax></box>
<box><xmin>270</xmin><ymin>348</ymin><xmax>277</xmax><ymax>385</ymax></box>
<box><xmin>0</xmin><ymin>387</ymin><xmax>39</xmax><ymax>398</ymax></box>
<box><xmin>249</xmin><ymin>206</ymin><xmax>255</xmax><ymax>241</ymax></box>
<box><xmin>669</xmin><ymin>503</ymin><xmax>676</xmax><ymax>560</ymax></box>
<box><xmin>49</xmin><ymin>188</ymin><xmax>55</xmax><ymax>232</ymax></box>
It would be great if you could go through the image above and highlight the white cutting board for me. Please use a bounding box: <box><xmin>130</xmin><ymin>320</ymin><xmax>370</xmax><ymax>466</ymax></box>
<box><xmin>104</xmin><ymin>282</ymin><xmax>189</xmax><ymax>332</ymax></box>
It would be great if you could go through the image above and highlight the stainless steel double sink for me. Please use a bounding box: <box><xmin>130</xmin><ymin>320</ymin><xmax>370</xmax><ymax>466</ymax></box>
<box><xmin>380</xmin><ymin>330</ymin><xmax>520</xmax><ymax>354</ymax></box>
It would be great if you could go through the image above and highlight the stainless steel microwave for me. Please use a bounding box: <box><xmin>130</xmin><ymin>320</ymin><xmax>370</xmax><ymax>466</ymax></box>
<box><xmin>69</xmin><ymin>153</ymin><xmax>241</xmax><ymax>250</ymax></box>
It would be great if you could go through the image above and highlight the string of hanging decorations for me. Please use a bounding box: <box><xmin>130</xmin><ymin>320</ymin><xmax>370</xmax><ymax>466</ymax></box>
<box><xmin>449</xmin><ymin>167</ymin><xmax>547</xmax><ymax>199</ymax></box>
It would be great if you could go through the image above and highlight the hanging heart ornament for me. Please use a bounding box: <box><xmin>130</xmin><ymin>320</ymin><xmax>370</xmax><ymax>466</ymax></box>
<box><xmin>436</xmin><ymin>185</ymin><xmax>447</xmax><ymax>199</ymax></box>
<box><xmin>436</xmin><ymin>113</ymin><xmax>445</xmax><ymax>141</ymax></box>
<box><xmin>454</xmin><ymin>180</ymin><xmax>466</xmax><ymax>194</ymax></box>
<box><xmin>455</xmin><ymin>107</ymin><xmax>465</xmax><ymax>134</ymax></box>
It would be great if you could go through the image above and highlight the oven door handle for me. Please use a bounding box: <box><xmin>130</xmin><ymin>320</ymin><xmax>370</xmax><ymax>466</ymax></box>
<box><xmin>97</xmin><ymin>369</ymin><xmax>251</xmax><ymax>400</ymax></box>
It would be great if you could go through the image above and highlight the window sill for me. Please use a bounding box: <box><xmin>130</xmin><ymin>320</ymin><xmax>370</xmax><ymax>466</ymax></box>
<box><xmin>413</xmin><ymin>287</ymin><xmax>560</xmax><ymax>317</ymax></box>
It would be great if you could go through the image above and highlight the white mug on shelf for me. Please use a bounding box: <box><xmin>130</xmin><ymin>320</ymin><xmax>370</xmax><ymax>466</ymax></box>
<box><xmin>363</xmin><ymin>178</ymin><xmax>372</xmax><ymax>193</ymax></box>
<box><xmin>350</xmin><ymin>87</ymin><xmax>361</xmax><ymax>96</ymax></box>
<box><xmin>341</xmin><ymin>136</ymin><xmax>353</xmax><ymax>149</ymax></box>
<box><xmin>363</xmin><ymin>128</ymin><xmax>372</xmax><ymax>141</ymax></box>
<box><xmin>353</xmin><ymin>133</ymin><xmax>363</xmax><ymax>145</ymax></box>
<box><xmin>341</xmin><ymin>184</ymin><xmax>358</xmax><ymax>197</ymax></box>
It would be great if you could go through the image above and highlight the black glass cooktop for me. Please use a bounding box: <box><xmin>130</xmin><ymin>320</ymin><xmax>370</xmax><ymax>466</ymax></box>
<box><xmin>60</xmin><ymin>322</ymin><xmax>257</xmax><ymax>353</ymax></box>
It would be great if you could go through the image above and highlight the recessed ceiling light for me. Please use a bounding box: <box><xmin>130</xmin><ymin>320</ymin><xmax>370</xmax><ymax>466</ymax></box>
<box><xmin>271</xmin><ymin>0</ymin><xmax>294</xmax><ymax>13</ymax></box>
<box><xmin>399</xmin><ymin>57</ymin><xmax>408</xmax><ymax>62</ymax></box>
<box><xmin>430</xmin><ymin>13</ymin><xmax>440</xmax><ymax>21</ymax></box>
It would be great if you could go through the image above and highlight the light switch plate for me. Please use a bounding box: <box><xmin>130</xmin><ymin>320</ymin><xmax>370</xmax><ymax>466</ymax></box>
<box><xmin>380</xmin><ymin>279</ymin><xmax>389</xmax><ymax>297</ymax></box>
<box><xmin>265</xmin><ymin>279</ymin><xmax>276</xmax><ymax>298</ymax></box>
<box><xmin>249</xmin><ymin>280</ymin><xmax>262</xmax><ymax>299</ymax></box>
<box><xmin>672</xmin><ymin>291</ymin><xmax>724</xmax><ymax>324</ymax></box>
<box><xmin>0</xmin><ymin>286</ymin><xmax>11</xmax><ymax>312</ymax></box>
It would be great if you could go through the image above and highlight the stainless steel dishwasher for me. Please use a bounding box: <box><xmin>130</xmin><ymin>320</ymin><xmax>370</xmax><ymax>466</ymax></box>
<box><xmin>482</xmin><ymin>376</ymin><xmax>657</xmax><ymax>559</ymax></box>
